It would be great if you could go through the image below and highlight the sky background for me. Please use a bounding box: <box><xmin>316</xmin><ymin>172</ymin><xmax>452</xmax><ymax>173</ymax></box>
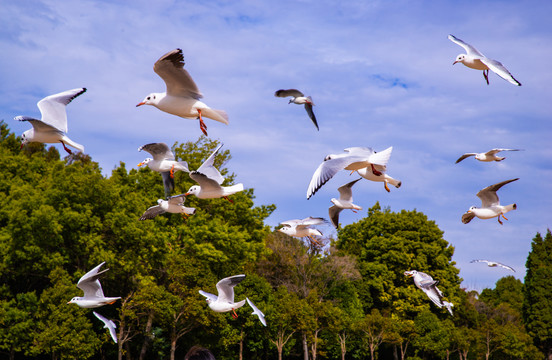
<box><xmin>0</xmin><ymin>0</ymin><xmax>550</xmax><ymax>291</ymax></box>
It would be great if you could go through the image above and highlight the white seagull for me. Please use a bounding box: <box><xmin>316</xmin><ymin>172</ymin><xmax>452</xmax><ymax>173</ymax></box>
<box><xmin>274</xmin><ymin>89</ymin><xmax>319</xmax><ymax>130</ymax></box>
<box><xmin>15</xmin><ymin>88</ymin><xmax>86</xmax><ymax>154</ymax></box>
<box><xmin>462</xmin><ymin>178</ymin><xmax>519</xmax><ymax>225</ymax></box>
<box><xmin>404</xmin><ymin>270</ymin><xmax>453</xmax><ymax>316</ymax></box>
<box><xmin>93</xmin><ymin>311</ymin><xmax>118</xmax><ymax>343</ymax></box>
<box><xmin>356</xmin><ymin>165</ymin><xmax>401</xmax><ymax>193</ymax></box>
<box><xmin>136</xmin><ymin>48</ymin><xmax>229</xmax><ymax>136</ymax></box>
<box><xmin>448</xmin><ymin>34</ymin><xmax>521</xmax><ymax>86</ymax></box>
<box><xmin>278</xmin><ymin>216</ymin><xmax>326</xmax><ymax>246</ymax></box>
<box><xmin>470</xmin><ymin>259</ymin><xmax>516</xmax><ymax>273</ymax></box>
<box><xmin>246</xmin><ymin>297</ymin><xmax>267</xmax><ymax>326</ymax></box>
<box><xmin>455</xmin><ymin>148</ymin><xmax>522</xmax><ymax>164</ymax></box>
<box><xmin>329</xmin><ymin>178</ymin><xmax>363</xmax><ymax>228</ymax></box>
<box><xmin>199</xmin><ymin>274</ymin><xmax>247</xmax><ymax>319</ymax></box>
<box><xmin>307</xmin><ymin>146</ymin><xmax>393</xmax><ymax>199</ymax></box>
<box><xmin>67</xmin><ymin>262</ymin><xmax>121</xmax><ymax>308</ymax></box>
<box><xmin>139</xmin><ymin>194</ymin><xmax>196</xmax><ymax>220</ymax></box>
<box><xmin>185</xmin><ymin>144</ymin><xmax>244</xmax><ymax>202</ymax></box>
<box><xmin>138</xmin><ymin>142</ymin><xmax>189</xmax><ymax>197</ymax></box>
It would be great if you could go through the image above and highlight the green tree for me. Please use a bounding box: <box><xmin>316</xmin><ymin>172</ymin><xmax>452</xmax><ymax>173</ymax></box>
<box><xmin>523</xmin><ymin>230</ymin><xmax>552</xmax><ymax>359</ymax></box>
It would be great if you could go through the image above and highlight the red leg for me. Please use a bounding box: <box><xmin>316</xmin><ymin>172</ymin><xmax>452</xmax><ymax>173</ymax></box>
<box><xmin>60</xmin><ymin>141</ymin><xmax>72</xmax><ymax>154</ymax></box>
<box><xmin>232</xmin><ymin>308</ymin><xmax>238</xmax><ymax>318</ymax></box>
<box><xmin>197</xmin><ymin>109</ymin><xmax>208</xmax><ymax>136</ymax></box>
<box><xmin>497</xmin><ymin>215</ymin><xmax>503</xmax><ymax>225</ymax></box>
<box><xmin>371</xmin><ymin>164</ymin><xmax>382</xmax><ymax>176</ymax></box>
<box><xmin>384</xmin><ymin>181</ymin><xmax>390</xmax><ymax>193</ymax></box>
<box><xmin>502</xmin><ymin>214</ymin><xmax>509</xmax><ymax>221</ymax></box>
<box><xmin>223</xmin><ymin>196</ymin><xmax>234</xmax><ymax>204</ymax></box>
<box><xmin>170</xmin><ymin>164</ymin><xmax>175</xmax><ymax>178</ymax></box>
<box><xmin>483</xmin><ymin>70</ymin><xmax>489</xmax><ymax>85</ymax></box>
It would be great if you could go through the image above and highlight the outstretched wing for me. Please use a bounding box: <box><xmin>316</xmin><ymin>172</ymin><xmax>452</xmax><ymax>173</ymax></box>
<box><xmin>195</xmin><ymin>143</ymin><xmax>225</xmax><ymax>184</ymax></box>
<box><xmin>154</xmin><ymin>48</ymin><xmax>203</xmax><ymax>99</ymax></box>
<box><xmin>140</xmin><ymin>204</ymin><xmax>166</xmax><ymax>220</ymax></box>
<box><xmin>337</xmin><ymin>178</ymin><xmax>362</xmax><ymax>201</ymax></box>
<box><xmin>139</xmin><ymin>142</ymin><xmax>175</xmax><ymax>161</ymax></box>
<box><xmin>462</xmin><ymin>211</ymin><xmax>476</xmax><ymax>224</ymax></box>
<box><xmin>246</xmin><ymin>297</ymin><xmax>267</xmax><ymax>326</ymax></box>
<box><xmin>275</xmin><ymin>89</ymin><xmax>304</xmax><ymax>98</ymax></box>
<box><xmin>216</xmin><ymin>274</ymin><xmax>246</xmax><ymax>303</ymax></box>
<box><xmin>199</xmin><ymin>290</ymin><xmax>218</xmax><ymax>302</ymax></box>
<box><xmin>77</xmin><ymin>262</ymin><xmax>108</xmax><ymax>299</ymax></box>
<box><xmin>448</xmin><ymin>34</ymin><xmax>484</xmax><ymax>57</ymax></box>
<box><xmin>480</xmin><ymin>58</ymin><xmax>522</xmax><ymax>86</ymax></box>
<box><xmin>37</xmin><ymin>88</ymin><xmax>86</xmax><ymax>133</ymax></box>
<box><xmin>477</xmin><ymin>178</ymin><xmax>519</xmax><ymax>207</ymax></box>
<box><xmin>304</xmin><ymin>102</ymin><xmax>319</xmax><ymax>131</ymax></box>
<box><xmin>455</xmin><ymin>153</ymin><xmax>476</xmax><ymax>164</ymax></box>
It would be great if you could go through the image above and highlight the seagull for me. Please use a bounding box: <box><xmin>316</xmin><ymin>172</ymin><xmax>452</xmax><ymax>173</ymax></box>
<box><xmin>274</xmin><ymin>89</ymin><xmax>319</xmax><ymax>130</ymax></box>
<box><xmin>470</xmin><ymin>259</ymin><xmax>516</xmax><ymax>272</ymax></box>
<box><xmin>307</xmin><ymin>146</ymin><xmax>393</xmax><ymax>199</ymax></box>
<box><xmin>462</xmin><ymin>178</ymin><xmax>519</xmax><ymax>225</ymax></box>
<box><xmin>199</xmin><ymin>274</ymin><xmax>247</xmax><ymax>319</ymax></box>
<box><xmin>356</xmin><ymin>165</ymin><xmax>401</xmax><ymax>193</ymax></box>
<box><xmin>448</xmin><ymin>34</ymin><xmax>521</xmax><ymax>86</ymax></box>
<box><xmin>93</xmin><ymin>311</ymin><xmax>118</xmax><ymax>343</ymax></box>
<box><xmin>136</xmin><ymin>48</ymin><xmax>229</xmax><ymax>136</ymax></box>
<box><xmin>138</xmin><ymin>142</ymin><xmax>189</xmax><ymax>197</ymax></box>
<box><xmin>455</xmin><ymin>148</ymin><xmax>523</xmax><ymax>164</ymax></box>
<box><xmin>15</xmin><ymin>88</ymin><xmax>86</xmax><ymax>154</ymax></box>
<box><xmin>246</xmin><ymin>297</ymin><xmax>267</xmax><ymax>326</ymax></box>
<box><xmin>404</xmin><ymin>270</ymin><xmax>453</xmax><ymax>315</ymax></box>
<box><xmin>278</xmin><ymin>216</ymin><xmax>326</xmax><ymax>246</ymax></box>
<box><xmin>185</xmin><ymin>144</ymin><xmax>244</xmax><ymax>202</ymax></box>
<box><xmin>329</xmin><ymin>178</ymin><xmax>363</xmax><ymax>228</ymax></box>
<box><xmin>67</xmin><ymin>262</ymin><xmax>121</xmax><ymax>308</ymax></box>
<box><xmin>139</xmin><ymin>194</ymin><xmax>196</xmax><ymax>220</ymax></box>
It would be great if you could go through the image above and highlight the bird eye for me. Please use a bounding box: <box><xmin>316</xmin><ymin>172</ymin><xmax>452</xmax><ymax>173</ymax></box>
<box><xmin>147</xmin><ymin>96</ymin><xmax>151</xmax><ymax>100</ymax></box>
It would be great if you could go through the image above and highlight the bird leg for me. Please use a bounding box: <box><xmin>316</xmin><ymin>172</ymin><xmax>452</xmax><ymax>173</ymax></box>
<box><xmin>371</xmin><ymin>164</ymin><xmax>383</xmax><ymax>176</ymax></box>
<box><xmin>497</xmin><ymin>215</ymin><xmax>504</xmax><ymax>225</ymax></box>
<box><xmin>197</xmin><ymin>109</ymin><xmax>208</xmax><ymax>136</ymax></box>
<box><xmin>351</xmin><ymin>209</ymin><xmax>358</xmax><ymax>213</ymax></box>
<box><xmin>384</xmin><ymin>180</ymin><xmax>390</xmax><ymax>193</ymax></box>
<box><xmin>307</xmin><ymin>235</ymin><xmax>322</xmax><ymax>247</ymax></box>
<box><xmin>231</xmin><ymin>308</ymin><xmax>238</xmax><ymax>319</ymax></box>
<box><xmin>223</xmin><ymin>196</ymin><xmax>234</xmax><ymax>204</ymax></box>
<box><xmin>170</xmin><ymin>164</ymin><xmax>175</xmax><ymax>178</ymax></box>
<box><xmin>181</xmin><ymin>213</ymin><xmax>189</xmax><ymax>219</ymax></box>
<box><xmin>60</xmin><ymin>141</ymin><xmax>73</xmax><ymax>154</ymax></box>
<box><xmin>502</xmin><ymin>214</ymin><xmax>509</xmax><ymax>221</ymax></box>
<box><xmin>483</xmin><ymin>69</ymin><xmax>489</xmax><ymax>85</ymax></box>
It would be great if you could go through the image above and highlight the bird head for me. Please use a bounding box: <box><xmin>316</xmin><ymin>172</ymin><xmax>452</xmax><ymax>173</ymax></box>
<box><xmin>277</xmin><ymin>227</ymin><xmax>292</xmax><ymax>236</ymax></box>
<box><xmin>468</xmin><ymin>206</ymin><xmax>476</xmax><ymax>213</ymax></box>
<box><xmin>20</xmin><ymin>130</ymin><xmax>32</xmax><ymax>148</ymax></box>
<box><xmin>453</xmin><ymin>54</ymin><xmax>465</xmax><ymax>65</ymax></box>
<box><xmin>67</xmin><ymin>296</ymin><xmax>80</xmax><ymax>305</ymax></box>
<box><xmin>136</xmin><ymin>93</ymin><xmax>159</xmax><ymax>107</ymax></box>
<box><xmin>185</xmin><ymin>185</ymin><xmax>200</xmax><ymax>196</ymax></box>
<box><xmin>404</xmin><ymin>270</ymin><xmax>417</xmax><ymax>277</ymax></box>
<box><xmin>138</xmin><ymin>158</ymin><xmax>152</xmax><ymax>167</ymax></box>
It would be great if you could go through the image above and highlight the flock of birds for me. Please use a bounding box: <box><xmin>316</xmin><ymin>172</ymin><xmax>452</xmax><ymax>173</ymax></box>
<box><xmin>14</xmin><ymin>34</ymin><xmax>523</xmax><ymax>339</ymax></box>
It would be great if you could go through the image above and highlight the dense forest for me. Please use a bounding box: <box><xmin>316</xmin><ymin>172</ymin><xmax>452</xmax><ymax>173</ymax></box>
<box><xmin>0</xmin><ymin>121</ymin><xmax>550</xmax><ymax>360</ymax></box>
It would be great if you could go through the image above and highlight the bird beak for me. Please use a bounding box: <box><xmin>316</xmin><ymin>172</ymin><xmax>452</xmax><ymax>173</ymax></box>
<box><xmin>467</xmin><ymin>209</ymin><xmax>472</xmax><ymax>213</ymax></box>
<box><xmin>67</xmin><ymin>301</ymin><xmax>72</xmax><ymax>304</ymax></box>
<box><xmin>137</xmin><ymin>162</ymin><xmax>144</xmax><ymax>167</ymax></box>
<box><xmin>452</xmin><ymin>60</ymin><xmax>459</xmax><ymax>65</ymax></box>
<box><xmin>136</xmin><ymin>102</ymin><xmax>145</xmax><ymax>107</ymax></box>
<box><xmin>184</xmin><ymin>192</ymin><xmax>190</xmax><ymax>196</ymax></box>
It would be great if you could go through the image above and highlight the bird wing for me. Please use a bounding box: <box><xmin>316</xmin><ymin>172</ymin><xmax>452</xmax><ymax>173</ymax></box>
<box><xmin>368</xmin><ymin>146</ymin><xmax>393</xmax><ymax>167</ymax></box>
<box><xmin>153</xmin><ymin>48</ymin><xmax>203</xmax><ymax>99</ymax></box>
<box><xmin>199</xmin><ymin>290</ymin><xmax>218</xmax><ymax>302</ymax></box>
<box><xmin>93</xmin><ymin>312</ymin><xmax>118</xmax><ymax>343</ymax></box>
<box><xmin>462</xmin><ymin>211</ymin><xmax>475</xmax><ymax>224</ymax></box>
<box><xmin>216</xmin><ymin>274</ymin><xmax>246</xmax><ymax>303</ymax></box>
<box><xmin>246</xmin><ymin>298</ymin><xmax>267</xmax><ymax>326</ymax></box>
<box><xmin>479</xmin><ymin>57</ymin><xmax>522</xmax><ymax>86</ymax></box>
<box><xmin>196</xmin><ymin>143</ymin><xmax>225</xmax><ymax>185</ymax></box>
<box><xmin>189</xmin><ymin>171</ymin><xmax>222</xmax><ymax>192</ymax></box>
<box><xmin>328</xmin><ymin>205</ymin><xmax>342</xmax><ymax>228</ymax></box>
<box><xmin>470</xmin><ymin>259</ymin><xmax>490</xmax><ymax>265</ymax></box>
<box><xmin>77</xmin><ymin>262</ymin><xmax>108</xmax><ymax>299</ymax></box>
<box><xmin>455</xmin><ymin>153</ymin><xmax>476</xmax><ymax>164</ymax></box>
<box><xmin>477</xmin><ymin>178</ymin><xmax>519</xmax><ymax>207</ymax></box>
<box><xmin>279</xmin><ymin>219</ymin><xmax>300</xmax><ymax>228</ymax></box>
<box><xmin>337</xmin><ymin>178</ymin><xmax>362</xmax><ymax>202</ymax></box>
<box><xmin>167</xmin><ymin>194</ymin><xmax>186</xmax><ymax>205</ymax></box>
<box><xmin>162</xmin><ymin>172</ymin><xmax>175</xmax><ymax>198</ymax></box>
<box><xmin>307</xmin><ymin>156</ymin><xmax>362</xmax><ymax>199</ymax></box>
<box><xmin>140</xmin><ymin>204</ymin><xmax>166</xmax><ymax>220</ymax></box>
<box><xmin>274</xmin><ymin>89</ymin><xmax>304</xmax><ymax>98</ymax></box>
<box><xmin>422</xmin><ymin>286</ymin><xmax>445</xmax><ymax>308</ymax></box>
<box><xmin>304</xmin><ymin>103</ymin><xmax>319</xmax><ymax>130</ymax></box>
<box><xmin>448</xmin><ymin>34</ymin><xmax>484</xmax><ymax>57</ymax></box>
<box><xmin>486</xmin><ymin>148</ymin><xmax>521</xmax><ymax>155</ymax></box>
<box><xmin>139</xmin><ymin>142</ymin><xmax>175</xmax><ymax>161</ymax></box>
<box><xmin>301</xmin><ymin>216</ymin><xmax>326</xmax><ymax>226</ymax></box>
<box><xmin>36</xmin><ymin>88</ymin><xmax>86</xmax><ymax>133</ymax></box>
<box><xmin>496</xmin><ymin>262</ymin><xmax>516</xmax><ymax>272</ymax></box>
<box><xmin>15</xmin><ymin>117</ymin><xmax>60</xmax><ymax>133</ymax></box>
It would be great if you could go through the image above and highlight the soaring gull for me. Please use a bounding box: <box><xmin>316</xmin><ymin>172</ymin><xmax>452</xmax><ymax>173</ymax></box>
<box><xmin>455</xmin><ymin>148</ymin><xmax>522</xmax><ymax>164</ymax></box>
<box><xmin>278</xmin><ymin>216</ymin><xmax>326</xmax><ymax>246</ymax></box>
<box><xmin>137</xmin><ymin>48</ymin><xmax>229</xmax><ymax>136</ymax></box>
<box><xmin>274</xmin><ymin>89</ymin><xmax>319</xmax><ymax>130</ymax></box>
<box><xmin>328</xmin><ymin>178</ymin><xmax>363</xmax><ymax>228</ymax></box>
<box><xmin>448</xmin><ymin>34</ymin><xmax>521</xmax><ymax>86</ymax></box>
<box><xmin>138</xmin><ymin>142</ymin><xmax>189</xmax><ymax>197</ymax></box>
<box><xmin>470</xmin><ymin>259</ymin><xmax>516</xmax><ymax>273</ymax></box>
<box><xmin>462</xmin><ymin>178</ymin><xmax>519</xmax><ymax>225</ymax></box>
<box><xmin>15</xmin><ymin>88</ymin><xmax>86</xmax><ymax>154</ymax></box>
<box><xmin>67</xmin><ymin>262</ymin><xmax>121</xmax><ymax>308</ymax></box>
<box><xmin>199</xmin><ymin>274</ymin><xmax>247</xmax><ymax>319</ymax></box>
<box><xmin>404</xmin><ymin>270</ymin><xmax>453</xmax><ymax>315</ymax></box>
<box><xmin>93</xmin><ymin>311</ymin><xmax>118</xmax><ymax>343</ymax></box>
<box><xmin>246</xmin><ymin>297</ymin><xmax>267</xmax><ymax>326</ymax></box>
<box><xmin>140</xmin><ymin>194</ymin><xmax>196</xmax><ymax>220</ymax></box>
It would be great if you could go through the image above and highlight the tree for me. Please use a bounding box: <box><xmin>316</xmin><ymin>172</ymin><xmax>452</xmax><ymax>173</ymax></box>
<box><xmin>523</xmin><ymin>230</ymin><xmax>552</xmax><ymax>359</ymax></box>
<box><xmin>354</xmin><ymin>309</ymin><xmax>394</xmax><ymax>360</ymax></box>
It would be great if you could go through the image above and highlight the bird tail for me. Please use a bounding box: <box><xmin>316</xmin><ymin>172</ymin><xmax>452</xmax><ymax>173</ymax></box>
<box><xmin>235</xmin><ymin>299</ymin><xmax>246</xmax><ymax>309</ymax></box>
<box><xmin>226</xmin><ymin>183</ymin><xmax>244</xmax><ymax>194</ymax></box>
<box><xmin>505</xmin><ymin>203</ymin><xmax>517</xmax><ymax>212</ymax></box>
<box><xmin>203</xmin><ymin>109</ymin><xmax>229</xmax><ymax>125</ymax></box>
<box><xmin>443</xmin><ymin>301</ymin><xmax>454</xmax><ymax>316</ymax></box>
<box><xmin>371</xmin><ymin>146</ymin><xmax>393</xmax><ymax>166</ymax></box>
<box><xmin>63</xmin><ymin>138</ymin><xmax>85</xmax><ymax>153</ymax></box>
<box><xmin>387</xmin><ymin>176</ymin><xmax>401</xmax><ymax>188</ymax></box>
<box><xmin>496</xmin><ymin>156</ymin><xmax>506</xmax><ymax>162</ymax></box>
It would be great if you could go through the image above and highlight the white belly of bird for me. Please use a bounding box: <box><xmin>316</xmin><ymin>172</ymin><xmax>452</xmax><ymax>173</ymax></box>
<box><xmin>157</xmin><ymin>95</ymin><xmax>204</xmax><ymax>119</ymax></box>
<box><xmin>29</xmin><ymin>130</ymin><xmax>64</xmax><ymax>143</ymax></box>
<box><xmin>473</xmin><ymin>207</ymin><xmax>502</xmax><ymax>219</ymax></box>
<box><xmin>331</xmin><ymin>199</ymin><xmax>361</xmax><ymax>210</ymax></box>
<box><xmin>463</xmin><ymin>57</ymin><xmax>488</xmax><ymax>71</ymax></box>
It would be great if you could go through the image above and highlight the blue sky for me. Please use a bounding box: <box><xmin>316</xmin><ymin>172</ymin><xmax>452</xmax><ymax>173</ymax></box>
<box><xmin>0</xmin><ymin>0</ymin><xmax>550</xmax><ymax>291</ymax></box>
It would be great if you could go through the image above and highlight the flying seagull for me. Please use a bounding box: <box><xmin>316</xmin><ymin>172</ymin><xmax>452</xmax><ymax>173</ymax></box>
<box><xmin>356</xmin><ymin>165</ymin><xmax>401</xmax><ymax>192</ymax></box>
<box><xmin>448</xmin><ymin>34</ymin><xmax>521</xmax><ymax>86</ymax></box>
<box><xmin>274</xmin><ymin>89</ymin><xmax>319</xmax><ymax>130</ymax></box>
<box><xmin>404</xmin><ymin>270</ymin><xmax>453</xmax><ymax>315</ymax></box>
<box><xmin>140</xmin><ymin>194</ymin><xmax>196</xmax><ymax>220</ymax></box>
<box><xmin>67</xmin><ymin>262</ymin><xmax>121</xmax><ymax>308</ymax></box>
<box><xmin>462</xmin><ymin>178</ymin><xmax>519</xmax><ymax>225</ymax></box>
<box><xmin>138</xmin><ymin>142</ymin><xmax>189</xmax><ymax>197</ymax></box>
<box><xmin>93</xmin><ymin>311</ymin><xmax>118</xmax><ymax>343</ymax></box>
<box><xmin>455</xmin><ymin>148</ymin><xmax>522</xmax><ymax>164</ymax></box>
<box><xmin>185</xmin><ymin>143</ymin><xmax>244</xmax><ymax>202</ymax></box>
<box><xmin>470</xmin><ymin>259</ymin><xmax>516</xmax><ymax>272</ymax></box>
<box><xmin>199</xmin><ymin>275</ymin><xmax>247</xmax><ymax>319</ymax></box>
<box><xmin>137</xmin><ymin>48</ymin><xmax>229</xmax><ymax>136</ymax></box>
<box><xmin>246</xmin><ymin>297</ymin><xmax>267</xmax><ymax>326</ymax></box>
<box><xmin>278</xmin><ymin>216</ymin><xmax>326</xmax><ymax>246</ymax></box>
<box><xmin>15</xmin><ymin>88</ymin><xmax>86</xmax><ymax>154</ymax></box>
<box><xmin>307</xmin><ymin>146</ymin><xmax>393</xmax><ymax>199</ymax></box>
<box><xmin>329</xmin><ymin>178</ymin><xmax>363</xmax><ymax>228</ymax></box>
